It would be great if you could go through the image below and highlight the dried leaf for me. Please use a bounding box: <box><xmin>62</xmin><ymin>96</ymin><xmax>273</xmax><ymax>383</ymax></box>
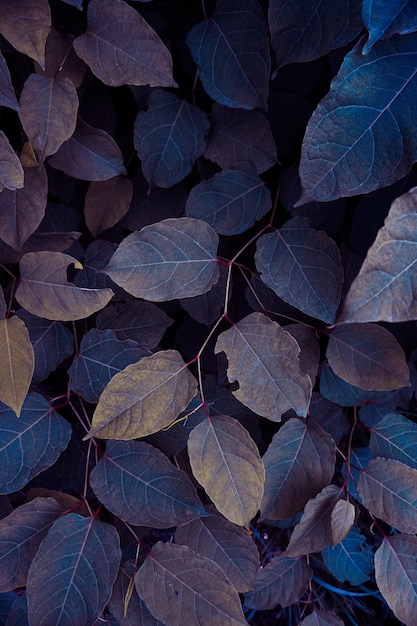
<box><xmin>0</xmin><ymin>317</ymin><xmax>34</xmax><ymax>416</ymax></box>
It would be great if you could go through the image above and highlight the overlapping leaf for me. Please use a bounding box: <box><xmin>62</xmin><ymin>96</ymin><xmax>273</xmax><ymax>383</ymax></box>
<box><xmin>73</xmin><ymin>0</ymin><xmax>177</xmax><ymax>88</ymax></box>
<box><xmin>215</xmin><ymin>312</ymin><xmax>312</xmax><ymax>419</ymax></box>
<box><xmin>85</xmin><ymin>350</ymin><xmax>197</xmax><ymax>440</ymax></box>
<box><xmin>0</xmin><ymin>0</ymin><xmax>51</xmax><ymax>69</ymax></box>
<box><xmin>369</xmin><ymin>413</ymin><xmax>417</xmax><ymax>469</ymax></box>
<box><xmin>105</xmin><ymin>218</ymin><xmax>219</xmax><ymax>301</ymax></box>
<box><xmin>84</xmin><ymin>176</ymin><xmax>133</xmax><ymax>237</ymax></box>
<box><xmin>188</xmin><ymin>414</ymin><xmax>265</xmax><ymax>527</ymax></box>
<box><xmin>285</xmin><ymin>324</ymin><xmax>320</xmax><ymax>384</ymax></box>
<box><xmin>322</xmin><ymin>527</ymin><xmax>373</xmax><ymax>585</ymax></box>
<box><xmin>320</xmin><ymin>362</ymin><xmax>396</xmax><ymax>407</ymax></box>
<box><xmin>330</xmin><ymin>499</ymin><xmax>355</xmax><ymax>545</ymax></box>
<box><xmin>16</xmin><ymin>251</ymin><xmax>113</xmax><ymax>321</ymax></box>
<box><xmin>363</xmin><ymin>0</ymin><xmax>417</xmax><ymax>53</ymax></box>
<box><xmin>255</xmin><ymin>217</ymin><xmax>343</xmax><ymax>323</ymax></box>
<box><xmin>109</xmin><ymin>560</ymin><xmax>164</xmax><ymax>625</ymax></box>
<box><xmin>187</xmin><ymin>0</ymin><xmax>270</xmax><ymax>109</ymax></box>
<box><xmin>0</xmin><ymin>316</ymin><xmax>34</xmax><ymax>416</ymax></box>
<box><xmin>180</xmin><ymin>264</ymin><xmax>229</xmax><ymax>326</ymax></box>
<box><xmin>35</xmin><ymin>28</ymin><xmax>86</xmax><ymax>88</ymax></box>
<box><xmin>0</xmin><ymin>131</ymin><xmax>24</xmax><ymax>191</ymax></box>
<box><xmin>26</xmin><ymin>514</ymin><xmax>121</xmax><ymax>626</ymax></box>
<box><xmin>0</xmin><ymin>51</ymin><xmax>18</xmax><ymax>110</ymax></box>
<box><xmin>300</xmin><ymin>611</ymin><xmax>345</xmax><ymax>626</ymax></box>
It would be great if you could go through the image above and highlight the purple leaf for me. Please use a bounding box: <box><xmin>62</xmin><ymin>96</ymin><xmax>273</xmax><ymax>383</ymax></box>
<box><xmin>0</xmin><ymin>51</ymin><xmax>18</xmax><ymax>110</ymax></box>
<box><xmin>0</xmin><ymin>0</ymin><xmax>51</xmax><ymax>69</ymax></box>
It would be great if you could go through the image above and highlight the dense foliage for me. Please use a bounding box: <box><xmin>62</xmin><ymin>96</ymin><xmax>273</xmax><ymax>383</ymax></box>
<box><xmin>0</xmin><ymin>0</ymin><xmax>417</xmax><ymax>624</ymax></box>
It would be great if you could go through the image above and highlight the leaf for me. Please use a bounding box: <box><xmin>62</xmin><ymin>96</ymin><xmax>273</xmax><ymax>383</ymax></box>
<box><xmin>186</xmin><ymin>0</ymin><xmax>270</xmax><ymax>110</ymax></box>
<box><xmin>0</xmin><ymin>393</ymin><xmax>71</xmax><ymax>493</ymax></box>
<box><xmin>174</xmin><ymin>513</ymin><xmax>260</xmax><ymax>593</ymax></box>
<box><xmin>0</xmin><ymin>0</ymin><xmax>51</xmax><ymax>69</ymax></box>
<box><xmin>16</xmin><ymin>251</ymin><xmax>113</xmax><ymax>321</ymax></box>
<box><xmin>342</xmin><ymin>446</ymin><xmax>373</xmax><ymax>503</ymax></box>
<box><xmin>72</xmin><ymin>240</ymin><xmax>121</xmax><ymax>292</ymax></box>
<box><xmin>19</xmin><ymin>74</ymin><xmax>78</xmax><ymax>164</ymax></box>
<box><xmin>309</xmin><ymin>393</ymin><xmax>350</xmax><ymax>444</ymax></box>
<box><xmin>85</xmin><ymin>176</ymin><xmax>133</xmax><ymax>237</ymax></box>
<box><xmin>255</xmin><ymin>217</ymin><xmax>343</xmax><ymax>324</ymax></box>
<box><xmin>35</xmin><ymin>28</ymin><xmax>86</xmax><ymax>89</ymax></box>
<box><xmin>285</xmin><ymin>485</ymin><xmax>341</xmax><ymax>557</ymax></box>
<box><xmin>0</xmin><ymin>316</ymin><xmax>34</xmax><ymax>416</ymax></box>
<box><xmin>85</xmin><ymin>350</ymin><xmax>197</xmax><ymax>440</ymax></box>
<box><xmin>49</xmin><ymin>117</ymin><xmax>127</xmax><ymax>181</ymax></box>
<box><xmin>179</xmin><ymin>263</ymin><xmax>229</xmax><ymax>326</ymax></box>
<box><xmin>0</xmin><ymin>497</ymin><xmax>63</xmax><ymax>592</ymax></box>
<box><xmin>326</xmin><ymin>323</ymin><xmax>409</xmax><ymax>390</ymax></box>
<box><xmin>285</xmin><ymin>324</ymin><xmax>320</xmax><ymax>385</ymax></box>
<box><xmin>330</xmin><ymin>499</ymin><xmax>355</xmax><ymax>546</ymax></box>
<box><xmin>135</xmin><ymin>542</ymin><xmax>247</xmax><ymax>625</ymax></box>
<box><xmin>185</xmin><ymin>167</ymin><xmax>272</xmax><ymax>236</ymax></box>
<box><xmin>0</xmin><ymin>51</ymin><xmax>19</xmax><ymax>110</ymax></box>
<box><xmin>340</xmin><ymin>187</ymin><xmax>417</xmax><ymax>323</ymax></box>
<box><xmin>73</xmin><ymin>0</ymin><xmax>176</xmax><ymax>88</ymax></box>
<box><xmin>268</xmin><ymin>0</ymin><xmax>363</xmax><ymax>68</ymax></box>
<box><xmin>215</xmin><ymin>312</ymin><xmax>312</xmax><ymax>420</ymax></box>
<box><xmin>357</xmin><ymin>457</ymin><xmax>417</xmax><ymax>532</ymax></box>
<box><xmin>26</xmin><ymin>514</ymin><xmax>121</xmax><ymax>626</ymax></box>
<box><xmin>90</xmin><ymin>440</ymin><xmax>206</xmax><ymax>528</ymax></box>
<box><xmin>260</xmin><ymin>418</ymin><xmax>336</xmax><ymax>521</ymax></box>
<box><xmin>375</xmin><ymin>533</ymin><xmax>417</xmax><ymax>626</ymax></box>
<box><xmin>297</xmin><ymin>34</ymin><xmax>417</xmax><ymax>203</ymax></box>
<box><xmin>322</xmin><ymin>526</ymin><xmax>374</xmax><ymax>586</ymax></box>
<box><xmin>363</xmin><ymin>0</ymin><xmax>417</xmax><ymax>53</ymax></box>
<box><xmin>68</xmin><ymin>328</ymin><xmax>148</xmax><ymax>403</ymax></box>
<box><xmin>105</xmin><ymin>217</ymin><xmax>219</xmax><ymax>301</ymax></box>
<box><xmin>0</xmin><ymin>131</ymin><xmax>24</xmax><ymax>191</ymax></box>
<box><xmin>204</xmin><ymin>104</ymin><xmax>276</xmax><ymax>174</ymax></box>
<box><xmin>188</xmin><ymin>414</ymin><xmax>265</xmax><ymax>528</ymax></box>
<box><xmin>300</xmin><ymin>611</ymin><xmax>345</xmax><ymax>626</ymax></box>
<box><xmin>134</xmin><ymin>90</ymin><xmax>209</xmax><ymax>188</ymax></box>
<box><xmin>320</xmin><ymin>362</ymin><xmax>396</xmax><ymax>407</ymax></box>
<box><xmin>0</xmin><ymin>165</ymin><xmax>47</xmax><ymax>251</ymax></box>
<box><xmin>369</xmin><ymin>413</ymin><xmax>417</xmax><ymax>469</ymax></box>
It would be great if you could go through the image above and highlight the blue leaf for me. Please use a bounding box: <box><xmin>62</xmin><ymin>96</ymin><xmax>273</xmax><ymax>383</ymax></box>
<box><xmin>298</xmin><ymin>33</ymin><xmax>417</xmax><ymax>203</ymax></box>
<box><xmin>309</xmin><ymin>392</ymin><xmax>349</xmax><ymax>444</ymax></box>
<box><xmin>322</xmin><ymin>526</ymin><xmax>373</xmax><ymax>585</ymax></box>
<box><xmin>359</xmin><ymin>401</ymin><xmax>398</xmax><ymax>427</ymax></box>
<box><xmin>187</xmin><ymin>0</ymin><xmax>270</xmax><ymax>109</ymax></box>
<box><xmin>342</xmin><ymin>447</ymin><xmax>373</xmax><ymax>502</ymax></box>
<box><xmin>369</xmin><ymin>413</ymin><xmax>417</xmax><ymax>469</ymax></box>
<box><xmin>134</xmin><ymin>89</ymin><xmax>209</xmax><ymax>188</ymax></box>
<box><xmin>320</xmin><ymin>363</ymin><xmax>396</xmax><ymax>407</ymax></box>
<box><xmin>363</xmin><ymin>0</ymin><xmax>417</xmax><ymax>53</ymax></box>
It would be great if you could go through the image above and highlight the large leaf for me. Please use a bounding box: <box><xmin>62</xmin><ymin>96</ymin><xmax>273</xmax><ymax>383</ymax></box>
<box><xmin>73</xmin><ymin>0</ymin><xmax>176</xmax><ymax>88</ymax></box>
<box><xmin>297</xmin><ymin>33</ymin><xmax>417</xmax><ymax>203</ymax></box>
<box><xmin>185</xmin><ymin>167</ymin><xmax>272</xmax><ymax>236</ymax></box>
<box><xmin>215</xmin><ymin>312</ymin><xmax>312</xmax><ymax>420</ymax></box>
<box><xmin>363</xmin><ymin>0</ymin><xmax>417</xmax><ymax>53</ymax></box>
<box><xmin>369</xmin><ymin>413</ymin><xmax>417</xmax><ymax>469</ymax></box>
<box><xmin>0</xmin><ymin>497</ymin><xmax>62</xmax><ymax>591</ymax></box>
<box><xmin>135</xmin><ymin>542</ymin><xmax>246</xmax><ymax>625</ymax></box>
<box><xmin>188</xmin><ymin>414</ymin><xmax>265</xmax><ymax>528</ymax></box>
<box><xmin>186</xmin><ymin>0</ymin><xmax>270</xmax><ymax>110</ymax></box>
<box><xmin>0</xmin><ymin>131</ymin><xmax>24</xmax><ymax>191</ymax></box>
<box><xmin>0</xmin><ymin>393</ymin><xmax>72</xmax><ymax>493</ymax></box>
<box><xmin>357</xmin><ymin>457</ymin><xmax>417</xmax><ymax>532</ymax></box>
<box><xmin>326</xmin><ymin>323</ymin><xmax>409</xmax><ymax>390</ymax></box>
<box><xmin>340</xmin><ymin>187</ymin><xmax>417</xmax><ymax>323</ymax></box>
<box><xmin>19</xmin><ymin>74</ymin><xmax>78</xmax><ymax>163</ymax></box>
<box><xmin>26</xmin><ymin>514</ymin><xmax>121</xmax><ymax>626</ymax></box>
<box><xmin>15</xmin><ymin>251</ymin><xmax>113</xmax><ymax>321</ymax></box>
<box><xmin>255</xmin><ymin>217</ymin><xmax>343</xmax><ymax>323</ymax></box>
<box><xmin>0</xmin><ymin>0</ymin><xmax>51</xmax><ymax>69</ymax></box>
<box><xmin>84</xmin><ymin>176</ymin><xmax>133</xmax><ymax>237</ymax></box>
<box><xmin>243</xmin><ymin>555</ymin><xmax>312</xmax><ymax>610</ymax></box>
<box><xmin>85</xmin><ymin>350</ymin><xmax>197</xmax><ymax>440</ymax></box>
<box><xmin>260</xmin><ymin>418</ymin><xmax>336</xmax><ymax>521</ymax></box>
<box><xmin>375</xmin><ymin>533</ymin><xmax>417</xmax><ymax>626</ymax></box>
<box><xmin>90</xmin><ymin>440</ymin><xmax>206</xmax><ymax>528</ymax></box>
<box><xmin>322</xmin><ymin>527</ymin><xmax>373</xmax><ymax>586</ymax></box>
<box><xmin>0</xmin><ymin>316</ymin><xmax>34</xmax><ymax>417</ymax></box>
<box><xmin>0</xmin><ymin>51</ymin><xmax>18</xmax><ymax>110</ymax></box>
<box><xmin>105</xmin><ymin>217</ymin><xmax>219</xmax><ymax>301</ymax></box>
<box><xmin>134</xmin><ymin>90</ymin><xmax>209</xmax><ymax>188</ymax></box>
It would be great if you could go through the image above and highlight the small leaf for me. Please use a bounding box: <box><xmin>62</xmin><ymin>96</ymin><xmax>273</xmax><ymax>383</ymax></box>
<box><xmin>300</xmin><ymin>611</ymin><xmax>345</xmax><ymax>626</ymax></box>
<box><xmin>261</xmin><ymin>418</ymin><xmax>336</xmax><ymax>521</ymax></box>
<box><xmin>90</xmin><ymin>440</ymin><xmax>206</xmax><ymax>528</ymax></box>
<box><xmin>26</xmin><ymin>514</ymin><xmax>121</xmax><ymax>626</ymax></box>
<box><xmin>85</xmin><ymin>176</ymin><xmax>133</xmax><ymax>237</ymax></box>
<box><xmin>0</xmin><ymin>0</ymin><xmax>51</xmax><ymax>69</ymax></box>
<box><xmin>327</xmin><ymin>323</ymin><xmax>409</xmax><ymax>390</ymax></box>
<box><xmin>0</xmin><ymin>316</ymin><xmax>34</xmax><ymax>416</ymax></box>
<box><xmin>243</xmin><ymin>555</ymin><xmax>312</xmax><ymax>610</ymax></box>
<box><xmin>19</xmin><ymin>74</ymin><xmax>78</xmax><ymax>163</ymax></box>
<box><xmin>135</xmin><ymin>542</ymin><xmax>246</xmax><ymax>625</ymax></box>
<box><xmin>358</xmin><ymin>457</ymin><xmax>417</xmax><ymax>533</ymax></box>
<box><xmin>363</xmin><ymin>0</ymin><xmax>417</xmax><ymax>53</ymax></box>
<box><xmin>187</xmin><ymin>0</ymin><xmax>270</xmax><ymax>109</ymax></box>
<box><xmin>85</xmin><ymin>350</ymin><xmax>197</xmax><ymax>440</ymax></box>
<box><xmin>369</xmin><ymin>413</ymin><xmax>417</xmax><ymax>469</ymax></box>
<box><xmin>105</xmin><ymin>217</ymin><xmax>219</xmax><ymax>301</ymax></box>
<box><xmin>16</xmin><ymin>251</ymin><xmax>113</xmax><ymax>321</ymax></box>
<box><xmin>49</xmin><ymin>117</ymin><xmax>126</xmax><ymax>181</ymax></box>
<box><xmin>134</xmin><ymin>90</ymin><xmax>209</xmax><ymax>188</ymax></box>
<box><xmin>322</xmin><ymin>526</ymin><xmax>373</xmax><ymax>586</ymax></box>
<box><xmin>188</xmin><ymin>414</ymin><xmax>265</xmax><ymax>528</ymax></box>
<box><xmin>215</xmin><ymin>312</ymin><xmax>312</xmax><ymax>420</ymax></box>
<box><xmin>255</xmin><ymin>217</ymin><xmax>343</xmax><ymax>324</ymax></box>
<box><xmin>375</xmin><ymin>533</ymin><xmax>417</xmax><ymax>626</ymax></box>
<box><xmin>0</xmin><ymin>131</ymin><xmax>24</xmax><ymax>191</ymax></box>
<box><xmin>331</xmin><ymin>499</ymin><xmax>355</xmax><ymax>546</ymax></box>
<box><xmin>73</xmin><ymin>0</ymin><xmax>176</xmax><ymax>88</ymax></box>
<box><xmin>0</xmin><ymin>51</ymin><xmax>18</xmax><ymax>110</ymax></box>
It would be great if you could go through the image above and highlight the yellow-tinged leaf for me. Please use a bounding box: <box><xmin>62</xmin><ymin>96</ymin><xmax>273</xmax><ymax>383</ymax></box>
<box><xmin>0</xmin><ymin>316</ymin><xmax>34</xmax><ymax>416</ymax></box>
<box><xmin>331</xmin><ymin>499</ymin><xmax>355</xmax><ymax>546</ymax></box>
<box><xmin>85</xmin><ymin>350</ymin><xmax>197</xmax><ymax>440</ymax></box>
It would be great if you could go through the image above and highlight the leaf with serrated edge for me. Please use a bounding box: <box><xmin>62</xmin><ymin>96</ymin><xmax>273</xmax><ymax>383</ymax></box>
<box><xmin>188</xmin><ymin>414</ymin><xmax>265</xmax><ymax>527</ymax></box>
<box><xmin>215</xmin><ymin>312</ymin><xmax>311</xmax><ymax>420</ymax></box>
<box><xmin>331</xmin><ymin>500</ymin><xmax>355</xmax><ymax>546</ymax></box>
<box><xmin>0</xmin><ymin>317</ymin><xmax>34</xmax><ymax>416</ymax></box>
<box><xmin>85</xmin><ymin>350</ymin><xmax>197</xmax><ymax>440</ymax></box>
<box><xmin>15</xmin><ymin>251</ymin><xmax>113</xmax><ymax>321</ymax></box>
<box><xmin>135</xmin><ymin>542</ymin><xmax>246</xmax><ymax>625</ymax></box>
<box><xmin>0</xmin><ymin>0</ymin><xmax>51</xmax><ymax>69</ymax></box>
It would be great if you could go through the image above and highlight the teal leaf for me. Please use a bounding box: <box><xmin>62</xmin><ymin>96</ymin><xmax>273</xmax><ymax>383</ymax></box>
<box><xmin>369</xmin><ymin>413</ymin><xmax>417</xmax><ymax>469</ymax></box>
<box><xmin>322</xmin><ymin>526</ymin><xmax>373</xmax><ymax>585</ymax></box>
<box><xmin>363</xmin><ymin>0</ymin><xmax>417</xmax><ymax>53</ymax></box>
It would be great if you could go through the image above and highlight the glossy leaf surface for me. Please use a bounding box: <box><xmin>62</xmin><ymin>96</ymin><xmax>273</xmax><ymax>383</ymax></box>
<box><xmin>369</xmin><ymin>413</ymin><xmax>417</xmax><ymax>469</ymax></box>
<box><xmin>322</xmin><ymin>527</ymin><xmax>373</xmax><ymax>585</ymax></box>
<box><xmin>0</xmin><ymin>316</ymin><xmax>34</xmax><ymax>416</ymax></box>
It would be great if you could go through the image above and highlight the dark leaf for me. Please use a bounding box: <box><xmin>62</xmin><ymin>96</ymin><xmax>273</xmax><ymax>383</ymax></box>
<box><xmin>35</xmin><ymin>28</ymin><xmax>86</xmax><ymax>88</ymax></box>
<box><xmin>73</xmin><ymin>0</ymin><xmax>177</xmax><ymax>88</ymax></box>
<box><xmin>85</xmin><ymin>176</ymin><xmax>133</xmax><ymax>237</ymax></box>
<box><xmin>0</xmin><ymin>288</ymin><xmax>6</xmax><ymax>319</ymax></box>
<box><xmin>309</xmin><ymin>393</ymin><xmax>349</xmax><ymax>444</ymax></box>
<box><xmin>26</xmin><ymin>514</ymin><xmax>121</xmax><ymax>626</ymax></box>
<box><xmin>6</xmin><ymin>594</ymin><xmax>28</xmax><ymax>625</ymax></box>
<box><xmin>320</xmin><ymin>362</ymin><xmax>396</xmax><ymax>407</ymax></box>
<box><xmin>300</xmin><ymin>611</ymin><xmax>345</xmax><ymax>626</ymax></box>
<box><xmin>0</xmin><ymin>316</ymin><xmax>34</xmax><ymax>416</ymax></box>
<box><xmin>322</xmin><ymin>526</ymin><xmax>373</xmax><ymax>586</ymax></box>
<box><xmin>369</xmin><ymin>413</ymin><xmax>417</xmax><ymax>469</ymax></box>
<box><xmin>187</xmin><ymin>0</ymin><xmax>270</xmax><ymax>109</ymax></box>
<box><xmin>342</xmin><ymin>446</ymin><xmax>373</xmax><ymax>503</ymax></box>
<box><xmin>105</xmin><ymin>217</ymin><xmax>219</xmax><ymax>301</ymax></box>
<box><xmin>109</xmin><ymin>560</ymin><xmax>164</xmax><ymax>625</ymax></box>
<box><xmin>179</xmin><ymin>263</ymin><xmax>229</xmax><ymax>326</ymax></box>
<box><xmin>0</xmin><ymin>0</ymin><xmax>51</xmax><ymax>69</ymax></box>
<box><xmin>363</xmin><ymin>0</ymin><xmax>417</xmax><ymax>53</ymax></box>
<box><xmin>285</xmin><ymin>324</ymin><xmax>320</xmax><ymax>384</ymax></box>
<box><xmin>72</xmin><ymin>240</ymin><xmax>121</xmax><ymax>292</ymax></box>
<box><xmin>0</xmin><ymin>131</ymin><xmax>24</xmax><ymax>191</ymax></box>
<box><xmin>134</xmin><ymin>90</ymin><xmax>209</xmax><ymax>188</ymax></box>
<box><xmin>0</xmin><ymin>51</ymin><xmax>18</xmax><ymax>110</ymax></box>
